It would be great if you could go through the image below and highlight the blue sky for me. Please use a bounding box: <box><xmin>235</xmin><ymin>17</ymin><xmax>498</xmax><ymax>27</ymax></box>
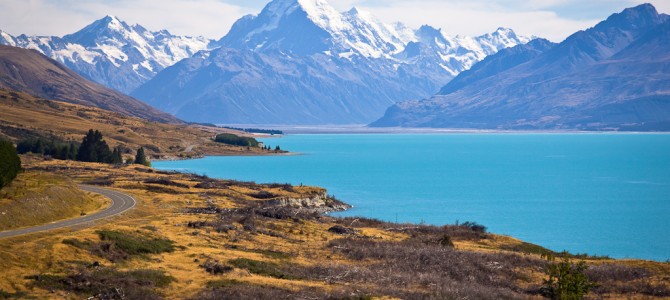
<box><xmin>1</xmin><ymin>0</ymin><xmax>668</xmax><ymax>41</ymax></box>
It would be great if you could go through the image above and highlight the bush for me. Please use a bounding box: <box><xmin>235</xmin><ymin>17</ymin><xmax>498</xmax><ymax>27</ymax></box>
<box><xmin>214</xmin><ymin>134</ymin><xmax>259</xmax><ymax>147</ymax></box>
<box><xmin>0</xmin><ymin>139</ymin><xmax>21</xmax><ymax>188</ymax></box>
<box><xmin>96</xmin><ymin>230</ymin><xmax>175</xmax><ymax>255</ymax></box>
<box><xmin>541</xmin><ymin>256</ymin><xmax>595</xmax><ymax>299</ymax></box>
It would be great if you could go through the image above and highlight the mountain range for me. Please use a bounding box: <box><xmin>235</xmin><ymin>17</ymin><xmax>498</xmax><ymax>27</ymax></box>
<box><xmin>372</xmin><ymin>4</ymin><xmax>670</xmax><ymax>131</ymax></box>
<box><xmin>132</xmin><ymin>0</ymin><xmax>532</xmax><ymax>124</ymax></box>
<box><xmin>0</xmin><ymin>16</ymin><xmax>212</xmax><ymax>93</ymax></box>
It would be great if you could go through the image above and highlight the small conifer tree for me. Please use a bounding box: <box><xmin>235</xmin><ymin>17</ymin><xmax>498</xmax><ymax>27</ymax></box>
<box><xmin>134</xmin><ymin>147</ymin><xmax>151</xmax><ymax>167</ymax></box>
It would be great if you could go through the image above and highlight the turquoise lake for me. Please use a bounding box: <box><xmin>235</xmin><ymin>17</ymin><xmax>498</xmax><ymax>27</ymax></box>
<box><xmin>154</xmin><ymin>134</ymin><xmax>670</xmax><ymax>261</ymax></box>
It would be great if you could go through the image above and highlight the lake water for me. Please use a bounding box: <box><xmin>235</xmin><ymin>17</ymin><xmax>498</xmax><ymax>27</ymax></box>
<box><xmin>154</xmin><ymin>134</ymin><xmax>670</xmax><ymax>261</ymax></box>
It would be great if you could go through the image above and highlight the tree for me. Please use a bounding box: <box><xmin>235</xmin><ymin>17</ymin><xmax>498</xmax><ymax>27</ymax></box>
<box><xmin>77</xmin><ymin>129</ymin><xmax>112</xmax><ymax>163</ymax></box>
<box><xmin>110</xmin><ymin>147</ymin><xmax>123</xmax><ymax>164</ymax></box>
<box><xmin>134</xmin><ymin>147</ymin><xmax>150</xmax><ymax>167</ymax></box>
<box><xmin>0</xmin><ymin>139</ymin><xmax>21</xmax><ymax>188</ymax></box>
<box><xmin>67</xmin><ymin>142</ymin><xmax>78</xmax><ymax>160</ymax></box>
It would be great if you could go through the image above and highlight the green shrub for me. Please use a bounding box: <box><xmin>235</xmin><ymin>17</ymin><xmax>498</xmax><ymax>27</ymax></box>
<box><xmin>214</xmin><ymin>134</ymin><xmax>259</xmax><ymax>147</ymax></box>
<box><xmin>541</xmin><ymin>256</ymin><xmax>595</xmax><ymax>299</ymax></box>
<box><xmin>95</xmin><ymin>230</ymin><xmax>175</xmax><ymax>256</ymax></box>
<box><xmin>0</xmin><ymin>139</ymin><xmax>21</xmax><ymax>189</ymax></box>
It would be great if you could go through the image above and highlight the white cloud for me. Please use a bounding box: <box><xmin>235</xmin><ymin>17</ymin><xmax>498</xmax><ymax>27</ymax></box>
<box><xmin>0</xmin><ymin>0</ymin><xmax>668</xmax><ymax>42</ymax></box>
<box><xmin>0</xmin><ymin>0</ymin><xmax>253</xmax><ymax>38</ymax></box>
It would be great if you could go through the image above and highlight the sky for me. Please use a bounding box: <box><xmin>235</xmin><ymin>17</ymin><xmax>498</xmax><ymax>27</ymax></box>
<box><xmin>1</xmin><ymin>0</ymin><xmax>669</xmax><ymax>42</ymax></box>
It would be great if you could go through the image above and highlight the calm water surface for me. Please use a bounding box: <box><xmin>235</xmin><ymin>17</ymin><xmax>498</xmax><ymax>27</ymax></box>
<box><xmin>155</xmin><ymin>134</ymin><xmax>670</xmax><ymax>261</ymax></box>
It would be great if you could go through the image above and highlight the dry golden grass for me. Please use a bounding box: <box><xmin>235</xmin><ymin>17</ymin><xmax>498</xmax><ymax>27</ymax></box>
<box><xmin>0</xmin><ymin>170</ymin><xmax>109</xmax><ymax>231</ymax></box>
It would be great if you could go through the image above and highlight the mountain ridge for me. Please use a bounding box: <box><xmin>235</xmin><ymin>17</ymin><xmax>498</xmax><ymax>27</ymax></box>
<box><xmin>0</xmin><ymin>44</ymin><xmax>180</xmax><ymax>123</ymax></box>
<box><xmin>133</xmin><ymin>0</ymin><xmax>534</xmax><ymax>125</ymax></box>
<box><xmin>0</xmin><ymin>15</ymin><xmax>213</xmax><ymax>93</ymax></box>
<box><xmin>371</xmin><ymin>3</ymin><xmax>670</xmax><ymax>131</ymax></box>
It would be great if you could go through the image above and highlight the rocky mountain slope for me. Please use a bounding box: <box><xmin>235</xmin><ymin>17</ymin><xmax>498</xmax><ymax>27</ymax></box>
<box><xmin>372</xmin><ymin>4</ymin><xmax>670</xmax><ymax>131</ymax></box>
<box><xmin>0</xmin><ymin>16</ymin><xmax>212</xmax><ymax>93</ymax></box>
<box><xmin>132</xmin><ymin>0</ymin><xmax>533</xmax><ymax>124</ymax></box>
<box><xmin>0</xmin><ymin>45</ymin><xmax>180</xmax><ymax>123</ymax></box>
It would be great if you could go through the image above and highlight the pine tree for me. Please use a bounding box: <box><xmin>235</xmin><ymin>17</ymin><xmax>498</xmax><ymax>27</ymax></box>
<box><xmin>0</xmin><ymin>139</ymin><xmax>21</xmax><ymax>188</ymax></box>
<box><xmin>67</xmin><ymin>142</ymin><xmax>78</xmax><ymax>160</ymax></box>
<box><xmin>134</xmin><ymin>147</ymin><xmax>150</xmax><ymax>167</ymax></box>
<box><xmin>77</xmin><ymin>129</ymin><xmax>112</xmax><ymax>163</ymax></box>
<box><xmin>110</xmin><ymin>147</ymin><xmax>123</xmax><ymax>164</ymax></box>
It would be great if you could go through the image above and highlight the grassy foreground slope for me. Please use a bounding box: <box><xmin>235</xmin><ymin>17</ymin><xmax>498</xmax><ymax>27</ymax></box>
<box><xmin>0</xmin><ymin>89</ymin><xmax>273</xmax><ymax>159</ymax></box>
<box><xmin>0</xmin><ymin>157</ymin><xmax>668</xmax><ymax>299</ymax></box>
<box><xmin>0</xmin><ymin>169</ymin><xmax>108</xmax><ymax>231</ymax></box>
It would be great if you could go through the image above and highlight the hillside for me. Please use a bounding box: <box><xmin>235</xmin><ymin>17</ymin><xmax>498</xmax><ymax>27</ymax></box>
<box><xmin>0</xmin><ymin>157</ymin><xmax>668</xmax><ymax>298</ymax></box>
<box><xmin>0</xmin><ymin>170</ymin><xmax>108</xmax><ymax>231</ymax></box>
<box><xmin>0</xmin><ymin>45</ymin><xmax>180</xmax><ymax>123</ymax></box>
<box><xmin>0</xmin><ymin>89</ymin><xmax>272</xmax><ymax>159</ymax></box>
<box><xmin>372</xmin><ymin>4</ymin><xmax>670</xmax><ymax>131</ymax></box>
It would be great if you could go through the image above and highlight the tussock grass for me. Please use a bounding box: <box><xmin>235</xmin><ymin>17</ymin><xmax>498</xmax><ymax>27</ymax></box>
<box><xmin>229</xmin><ymin>258</ymin><xmax>298</xmax><ymax>280</ymax></box>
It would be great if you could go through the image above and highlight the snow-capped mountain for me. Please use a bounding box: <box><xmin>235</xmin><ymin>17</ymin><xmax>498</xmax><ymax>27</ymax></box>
<box><xmin>134</xmin><ymin>0</ymin><xmax>534</xmax><ymax>124</ymax></box>
<box><xmin>372</xmin><ymin>4</ymin><xmax>670</xmax><ymax>131</ymax></box>
<box><xmin>0</xmin><ymin>16</ymin><xmax>214</xmax><ymax>93</ymax></box>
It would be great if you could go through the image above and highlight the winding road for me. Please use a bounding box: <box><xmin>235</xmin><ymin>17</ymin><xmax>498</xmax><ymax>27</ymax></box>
<box><xmin>0</xmin><ymin>185</ymin><xmax>136</xmax><ymax>239</ymax></box>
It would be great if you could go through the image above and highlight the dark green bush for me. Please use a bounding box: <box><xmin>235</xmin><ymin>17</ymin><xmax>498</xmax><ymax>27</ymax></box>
<box><xmin>541</xmin><ymin>256</ymin><xmax>595</xmax><ymax>299</ymax></box>
<box><xmin>0</xmin><ymin>139</ymin><xmax>21</xmax><ymax>188</ymax></box>
<box><xmin>214</xmin><ymin>134</ymin><xmax>259</xmax><ymax>147</ymax></box>
<box><xmin>95</xmin><ymin>230</ymin><xmax>175</xmax><ymax>256</ymax></box>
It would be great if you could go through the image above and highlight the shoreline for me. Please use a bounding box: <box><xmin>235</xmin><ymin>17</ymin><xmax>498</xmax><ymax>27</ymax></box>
<box><xmin>217</xmin><ymin>124</ymin><xmax>670</xmax><ymax>135</ymax></box>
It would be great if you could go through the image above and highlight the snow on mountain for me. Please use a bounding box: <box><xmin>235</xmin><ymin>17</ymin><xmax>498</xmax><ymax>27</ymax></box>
<box><xmin>134</xmin><ymin>0</ymin><xmax>535</xmax><ymax>125</ymax></box>
<box><xmin>372</xmin><ymin>4</ymin><xmax>670</xmax><ymax>131</ymax></box>
<box><xmin>0</xmin><ymin>16</ymin><xmax>214</xmax><ymax>93</ymax></box>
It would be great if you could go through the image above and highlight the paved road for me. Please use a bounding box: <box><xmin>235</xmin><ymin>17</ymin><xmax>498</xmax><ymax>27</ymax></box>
<box><xmin>0</xmin><ymin>185</ymin><xmax>136</xmax><ymax>239</ymax></box>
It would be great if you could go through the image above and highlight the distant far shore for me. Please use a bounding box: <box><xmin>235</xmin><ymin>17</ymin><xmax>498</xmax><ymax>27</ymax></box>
<box><xmin>218</xmin><ymin>124</ymin><xmax>670</xmax><ymax>135</ymax></box>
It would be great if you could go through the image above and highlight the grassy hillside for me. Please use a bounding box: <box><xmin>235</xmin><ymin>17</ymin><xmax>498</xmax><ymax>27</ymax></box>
<box><xmin>0</xmin><ymin>157</ymin><xmax>668</xmax><ymax>299</ymax></box>
<box><xmin>0</xmin><ymin>89</ymin><xmax>275</xmax><ymax>159</ymax></box>
<box><xmin>0</xmin><ymin>45</ymin><xmax>179</xmax><ymax>123</ymax></box>
<box><xmin>0</xmin><ymin>169</ymin><xmax>108</xmax><ymax>231</ymax></box>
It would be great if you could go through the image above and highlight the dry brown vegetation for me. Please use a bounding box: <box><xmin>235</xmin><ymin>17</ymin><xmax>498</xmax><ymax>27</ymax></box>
<box><xmin>0</xmin><ymin>157</ymin><xmax>669</xmax><ymax>299</ymax></box>
<box><xmin>0</xmin><ymin>89</ymin><xmax>278</xmax><ymax>160</ymax></box>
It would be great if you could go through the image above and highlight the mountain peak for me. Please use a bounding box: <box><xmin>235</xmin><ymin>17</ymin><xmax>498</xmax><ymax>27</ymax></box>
<box><xmin>96</xmin><ymin>15</ymin><xmax>128</xmax><ymax>32</ymax></box>
<box><xmin>596</xmin><ymin>3</ymin><xmax>666</xmax><ymax>31</ymax></box>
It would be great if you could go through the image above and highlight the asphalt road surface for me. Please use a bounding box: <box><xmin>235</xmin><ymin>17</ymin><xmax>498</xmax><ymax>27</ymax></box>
<box><xmin>0</xmin><ymin>185</ymin><xmax>136</xmax><ymax>239</ymax></box>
